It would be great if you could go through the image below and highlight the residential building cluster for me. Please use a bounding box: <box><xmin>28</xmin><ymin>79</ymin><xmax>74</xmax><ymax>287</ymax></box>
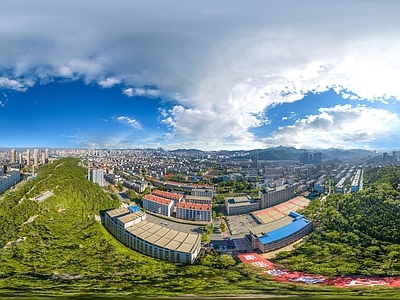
<box><xmin>0</xmin><ymin>146</ymin><xmax>395</xmax><ymax>261</ymax></box>
<box><xmin>143</xmin><ymin>189</ymin><xmax>212</xmax><ymax>222</ymax></box>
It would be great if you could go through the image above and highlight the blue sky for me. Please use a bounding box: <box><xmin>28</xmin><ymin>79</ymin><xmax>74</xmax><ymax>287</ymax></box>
<box><xmin>1</xmin><ymin>0</ymin><xmax>400</xmax><ymax>150</ymax></box>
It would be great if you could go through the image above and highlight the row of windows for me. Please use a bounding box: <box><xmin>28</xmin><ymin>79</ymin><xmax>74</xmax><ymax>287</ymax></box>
<box><xmin>105</xmin><ymin>216</ymin><xmax>196</xmax><ymax>264</ymax></box>
<box><xmin>176</xmin><ymin>209</ymin><xmax>211</xmax><ymax>221</ymax></box>
<box><xmin>253</xmin><ymin>222</ymin><xmax>313</xmax><ymax>253</ymax></box>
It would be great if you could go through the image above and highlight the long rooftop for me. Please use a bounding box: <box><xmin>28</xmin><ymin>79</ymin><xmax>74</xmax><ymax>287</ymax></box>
<box><xmin>144</xmin><ymin>194</ymin><xmax>173</xmax><ymax>205</ymax></box>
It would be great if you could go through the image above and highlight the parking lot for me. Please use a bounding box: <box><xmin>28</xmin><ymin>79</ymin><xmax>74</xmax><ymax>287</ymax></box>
<box><xmin>209</xmin><ymin>237</ymin><xmax>236</xmax><ymax>252</ymax></box>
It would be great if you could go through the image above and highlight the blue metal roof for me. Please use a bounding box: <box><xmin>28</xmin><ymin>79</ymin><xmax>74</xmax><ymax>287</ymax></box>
<box><xmin>128</xmin><ymin>205</ymin><xmax>141</xmax><ymax>213</ymax></box>
<box><xmin>258</xmin><ymin>218</ymin><xmax>310</xmax><ymax>245</ymax></box>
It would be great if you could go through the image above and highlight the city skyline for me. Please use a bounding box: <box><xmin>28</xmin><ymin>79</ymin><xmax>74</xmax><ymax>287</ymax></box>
<box><xmin>1</xmin><ymin>1</ymin><xmax>400</xmax><ymax>151</ymax></box>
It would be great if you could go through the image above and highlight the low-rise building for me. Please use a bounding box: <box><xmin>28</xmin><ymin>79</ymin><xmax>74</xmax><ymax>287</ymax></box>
<box><xmin>142</xmin><ymin>194</ymin><xmax>174</xmax><ymax>217</ymax></box>
<box><xmin>191</xmin><ymin>188</ymin><xmax>213</xmax><ymax>198</ymax></box>
<box><xmin>225</xmin><ymin>195</ymin><xmax>259</xmax><ymax>215</ymax></box>
<box><xmin>185</xmin><ymin>195</ymin><xmax>212</xmax><ymax>205</ymax></box>
<box><xmin>250</xmin><ymin>211</ymin><xmax>313</xmax><ymax>253</ymax></box>
<box><xmin>176</xmin><ymin>202</ymin><xmax>211</xmax><ymax>222</ymax></box>
<box><xmin>104</xmin><ymin>206</ymin><xmax>201</xmax><ymax>264</ymax></box>
<box><xmin>152</xmin><ymin>189</ymin><xmax>183</xmax><ymax>204</ymax></box>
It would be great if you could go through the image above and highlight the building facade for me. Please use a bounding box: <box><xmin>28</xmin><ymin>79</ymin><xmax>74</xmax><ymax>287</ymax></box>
<box><xmin>191</xmin><ymin>188</ymin><xmax>213</xmax><ymax>198</ymax></box>
<box><xmin>152</xmin><ymin>189</ymin><xmax>183</xmax><ymax>204</ymax></box>
<box><xmin>0</xmin><ymin>171</ymin><xmax>21</xmax><ymax>194</ymax></box>
<box><xmin>104</xmin><ymin>206</ymin><xmax>201</xmax><ymax>264</ymax></box>
<box><xmin>176</xmin><ymin>202</ymin><xmax>211</xmax><ymax>222</ymax></box>
<box><xmin>142</xmin><ymin>194</ymin><xmax>174</xmax><ymax>217</ymax></box>
<box><xmin>250</xmin><ymin>212</ymin><xmax>313</xmax><ymax>253</ymax></box>
<box><xmin>225</xmin><ymin>196</ymin><xmax>259</xmax><ymax>215</ymax></box>
<box><xmin>185</xmin><ymin>195</ymin><xmax>212</xmax><ymax>205</ymax></box>
<box><xmin>90</xmin><ymin>168</ymin><xmax>104</xmax><ymax>187</ymax></box>
<box><xmin>259</xmin><ymin>185</ymin><xmax>294</xmax><ymax>209</ymax></box>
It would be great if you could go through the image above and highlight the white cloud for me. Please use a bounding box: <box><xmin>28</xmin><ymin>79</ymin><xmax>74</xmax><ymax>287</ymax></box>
<box><xmin>123</xmin><ymin>87</ymin><xmax>160</xmax><ymax>98</ymax></box>
<box><xmin>0</xmin><ymin>77</ymin><xmax>34</xmax><ymax>91</ymax></box>
<box><xmin>2</xmin><ymin>1</ymin><xmax>400</xmax><ymax>148</ymax></box>
<box><xmin>98</xmin><ymin>77</ymin><xmax>121</xmax><ymax>88</ymax></box>
<box><xmin>64</xmin><ymin>133</ymin><xmax>100</xmax><ymax>149</ymax></box>
<box><xmin>266</xmin><ymin>105</ymin><xmax>399</xmax><ymax>149</ymax></box>
<box><xmin>117</xmin><ymin>116</ymin><xmax>142</xmax><ymax>129</ymax></box>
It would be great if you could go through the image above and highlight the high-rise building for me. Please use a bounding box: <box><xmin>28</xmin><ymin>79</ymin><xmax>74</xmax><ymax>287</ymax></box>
<box><xmin>18</xmin><ymin>153</ymin><xmax>23</xmax><ymax>164</ymax></box>
<box><xmin>33</xmin><ymin>149</ymin><xmax>39</xmax><ymax>167</ymax></box>
<box><xmin>90</xmin><ymin>169</ymin><xmax>104</xmax><ymax>187</ymax></box>
<box><xmin>313</xmin><ymin>152</ymin><xmax>322</xmax><ymax>164</ymax></box>
<box><xmin>253</xmin><ymin>154</ymin><xmax>259</xmax><ymax>168</ymax></box>
<box><xmin>383</xmin><ymin>152</ymin><xmax>388</xmax><ymax>166</ymax></box>
<box><xmin>26</xmin><ymin>149</ymin><xmax>31</xmax><ymax>166</ymax></box>
<box><xmin>11</xmin><ymin>149</ymin><xmax>16</xmax><ymax>163</ymax></box>
<box><xmin>45</xmin><ymin>148</ymin><xmax>49</xmax><ymax>160</ymax></box>
<box><xmin>300</xmin><ymin>152</ymin><xmax>309</xmax><ymax>164</ymax></box>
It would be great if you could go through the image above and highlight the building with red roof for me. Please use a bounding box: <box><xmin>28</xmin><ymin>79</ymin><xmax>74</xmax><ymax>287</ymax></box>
<box><xmin>152</xmin><ymin>189</ymin><xmax>183</xmax><ymax>204</ymax></box>
<box><xmin>176</xmin><ymin>202</ymin><xmax>211</xmax><ymax>222</ymax></box>
<box><xmin>143</xmin><ymin>194</ymin><xmax>174</xmax><ymax>217</ymax></box>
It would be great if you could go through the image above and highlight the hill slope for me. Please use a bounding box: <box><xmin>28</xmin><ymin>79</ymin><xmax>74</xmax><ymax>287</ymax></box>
<box><xmin>275</xmin><ymin>166</ymin><xmax>400</xmax><ymax>276</ymax></box>
<box><xmin>0</xmin><ymin>158</ymin><xmax>290</xmax><ymax>296</ymax></box>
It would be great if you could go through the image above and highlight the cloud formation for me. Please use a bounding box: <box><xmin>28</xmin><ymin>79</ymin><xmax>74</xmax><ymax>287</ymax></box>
<box><xmin>1</xmin><ymin>1</ymin><xmax>400</xmax><ymax>149</ymax></box>
<box><xmin>267</xmin><ymin>105</ymin><xmax>399</xmax><ymax>149</ymax></box>
<box><xmin>117</xmin><ymin>116</ymin><xmax>142</xmax><ymax>130</ymax></box>
<box><xmin>123</xmin><ymin>87</ymin><xmax>160</xmax><ymax>98</ymax></box>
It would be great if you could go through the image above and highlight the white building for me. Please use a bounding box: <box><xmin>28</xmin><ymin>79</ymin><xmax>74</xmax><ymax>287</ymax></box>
<box><xmin>176</xmin><ymin>202</ymin><xmax>211</xmax><ymax>222</ymax></box>
<box><xmin>143</xmin><ymin>194</ymin><xmax>174</xmax><ymax>217</ymax></box>
<box><xmin>225</xmin><ymin>196</ymin><xmax>259</xmax><ymax>215</ymax></box>
<box><xmin>259</xmin><ymin>185</ymin><xmax>294</xmax><ymax>209</ymax></box>
<box><xmin>11</xmin><ymin>149</ymin><xmax>16</xmax><ymax>163</ymax></box>
<box><xmin>152</xmin><ymin>190</ymin><xmax>183</xmax><ymax>205</ymax></box>
<box><xmin>90</xmin><ymin>169</ymin><xmax>104</xmax><ymax>187</ymax></box>
<box><xmin>104</xmin><ymin>207</ymin><xmax>201</xmax><ymax>264</ymax></box>
<box><xmin>0</xmin><ymin>171</ymin><xmax>21</xmax><ymax>194</ymax></box>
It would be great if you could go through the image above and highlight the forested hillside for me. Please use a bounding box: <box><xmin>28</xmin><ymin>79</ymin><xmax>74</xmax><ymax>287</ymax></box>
<box><xmin>275</xmin><ymin>166</ymin><xmax>400</xmax><ymax>276</ymax></box>
<box><xmin>0</xmin><ymin>158</ymin><xmax>294</xmax><ymax>296</ymax></box>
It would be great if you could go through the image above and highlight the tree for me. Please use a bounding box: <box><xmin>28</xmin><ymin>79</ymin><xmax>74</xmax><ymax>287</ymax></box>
<box><xmin>201</xmin><ymin>234</ymin><xmax>211</xmax><ymax>245</ymax></box>
<box><xmin>219</xmin><ymin>222</ymin><xmax>226</xmax><ymax>233</ymax></box>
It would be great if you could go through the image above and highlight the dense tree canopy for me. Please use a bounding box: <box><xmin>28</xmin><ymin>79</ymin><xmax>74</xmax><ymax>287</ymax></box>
<box><xmin>275</xmin><ymin>166</ymin><xmax>400</xmax><ymax>276</ymax></box>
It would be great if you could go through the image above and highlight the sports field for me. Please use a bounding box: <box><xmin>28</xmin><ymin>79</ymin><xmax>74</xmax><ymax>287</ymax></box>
<box><xmin>251</xmin><ymin>196</ymin><xmax>310</xmax><ymax>224</ymax></box>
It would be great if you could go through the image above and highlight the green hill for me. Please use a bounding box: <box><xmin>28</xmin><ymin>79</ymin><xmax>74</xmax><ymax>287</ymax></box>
<box><xmin>254</xmin><ymin>146</ymin><xmax>301</xmax><ymax>160</ymax></box>
<box><xmin>0</xmin><ymin>158</ymin><xmax>291</xmax><ymax>297</ymax></box>
<box><xmin>2</xmin><ymin>158</ymin><xmax>398</xmax><ymax>297</ymax></box>
<box><xmin>275</xmin><ymin>166</ymin><xmax>400</xmax><ymax>276</ymax></box>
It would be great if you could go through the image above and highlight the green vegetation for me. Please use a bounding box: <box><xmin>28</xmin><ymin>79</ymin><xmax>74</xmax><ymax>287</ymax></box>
<box><xmin>2</xmin><ymin>160</ymin><xmax>400</xmax><ymax>297</ymax></box>
<box><xmin>275</xmin><ymin>166</ymin><xmax>400</xmax><ymax>277</ymax></box>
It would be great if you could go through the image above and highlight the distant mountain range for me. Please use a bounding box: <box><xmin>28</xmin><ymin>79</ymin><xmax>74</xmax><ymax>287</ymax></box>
<box><xmin>169</xmin><ymin>146</ymin><xmax>375</xmax><ymax>161</ymax></box>
<box><xmin>0</xmin><ymin>146</ymin><xmax>379</xmax><ymax>161</ymax></box>
<box><xmin>246</xmin><ymin>146</ymin><xmax>373</xmax><ymax>161</ymax></box>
